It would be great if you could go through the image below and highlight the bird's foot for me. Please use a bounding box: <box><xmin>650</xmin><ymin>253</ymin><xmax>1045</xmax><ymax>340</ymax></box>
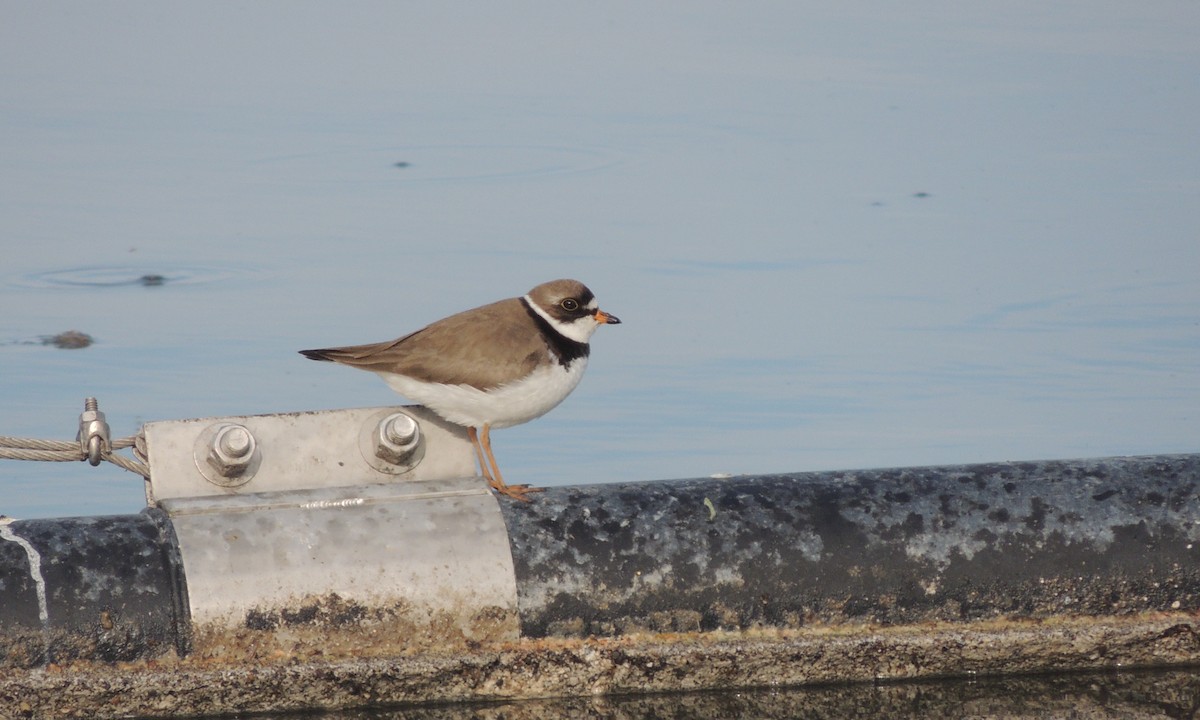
<box><xmin>490</xmin><ymin>482</ymin><xmax>544</xmax><ymax>503</ymax></box>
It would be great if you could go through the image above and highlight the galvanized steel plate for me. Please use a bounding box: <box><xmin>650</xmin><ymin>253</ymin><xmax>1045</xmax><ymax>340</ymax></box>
<box><xmin>161</xmin><ymin>478</ymin><xmax>518</xmax><ymax>639</ymax></box>
<box><xmin>143</xmin><ymin>405</ymin><xmax>476</xmax><ymax>502</ymax></box>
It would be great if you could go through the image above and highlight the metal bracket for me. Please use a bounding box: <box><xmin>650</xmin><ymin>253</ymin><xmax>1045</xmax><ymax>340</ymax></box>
<box><xmin>142</xmin><ymin>405</ymin><xmax>476</xmax><ymax>503</ymax></box>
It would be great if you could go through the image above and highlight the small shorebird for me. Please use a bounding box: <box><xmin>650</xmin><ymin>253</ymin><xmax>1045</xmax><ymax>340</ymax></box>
<box><xmin>300</xmin><ymin>279</ymin><xmax>620</xmax><ymax>500</ymax></box>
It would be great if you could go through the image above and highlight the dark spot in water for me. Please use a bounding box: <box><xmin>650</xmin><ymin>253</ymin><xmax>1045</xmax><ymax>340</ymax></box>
<box><xmin>1092</xmin><ymin>489</ymin><xmax>1118</xmax><ymax>502</ymax></box>
<box><xmin>394</xmin><ymin>161</ymin><xmax>411</xmax><ymax>168</ymax></box>
<box><xmin>42</xmin><ymin>330</ymin><xmax>94</xmax><ymax>349</ymax></box>
<box><xmin>139</xmin><ymin>274</ymin><xmax>166</xmax><ymax>287</ymax></box>
<box><xmin>913</xmin><ymin>191</ymin><xmax>931</xmax><ymax>198</ymax></box>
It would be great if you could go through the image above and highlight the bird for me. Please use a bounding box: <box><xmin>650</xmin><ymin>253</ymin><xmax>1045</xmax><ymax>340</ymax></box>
<box><xmin>299</xmin><ymin>279</ymin><xmax>620</xmax><ymax>501</ymax></box>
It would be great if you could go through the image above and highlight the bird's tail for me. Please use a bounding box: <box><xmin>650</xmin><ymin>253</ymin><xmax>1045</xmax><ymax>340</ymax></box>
<box><xmin>299</xmin><ymin>348</ymin><xmax>337</xmax><ymax>362</ymax></box>
<box><xmin>299</xmin><ymin>337</ymin><xmax>411</xmax><ymax>371</ymax></box>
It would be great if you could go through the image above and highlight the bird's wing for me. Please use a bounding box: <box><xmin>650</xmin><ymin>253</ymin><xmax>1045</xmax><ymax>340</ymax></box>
<box><xmin>300</xmin><ymin>298</ymin><xmax>548</xmax><ymax>390</ymax></box>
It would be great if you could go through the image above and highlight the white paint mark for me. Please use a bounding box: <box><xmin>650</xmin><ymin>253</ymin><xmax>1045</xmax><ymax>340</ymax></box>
<box><xmin>299</xmin><ymin>497</ymin><xmax>366</xmax><ymax>510</ymax></box>
<box><xmin>0</xmin><ymin>524</ymin><xmax>51</xmax><ymax>651</ymax></box>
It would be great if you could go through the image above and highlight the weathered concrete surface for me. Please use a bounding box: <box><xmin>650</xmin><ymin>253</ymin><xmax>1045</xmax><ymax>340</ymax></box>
<box><xmin>501</xmin><ymin>455</ymin><xmax>1200</xmax><ymax>636</ymax></box>
<box><xmin>2</xmin><ymin>612</ymin><xmax>1198</xmax><ymax>718</ymax></box>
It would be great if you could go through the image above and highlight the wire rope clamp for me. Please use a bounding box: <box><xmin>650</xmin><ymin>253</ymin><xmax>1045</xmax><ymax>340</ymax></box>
<box><xmin>195</xmin><ymin>423</ymin><xmax>261</xmax><ymax>487</ymax></box>
<box><xmin>77</xmin><ymin>397</ymin><xmax>111</xmax><ymax>466</ymax></box>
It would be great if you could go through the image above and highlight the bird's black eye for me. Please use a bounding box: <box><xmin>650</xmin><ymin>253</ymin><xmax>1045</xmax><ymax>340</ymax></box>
<box><xmin>560</xmin><ymin>298</ymin><xmax>580</xmax><ymax>312</ymax></box>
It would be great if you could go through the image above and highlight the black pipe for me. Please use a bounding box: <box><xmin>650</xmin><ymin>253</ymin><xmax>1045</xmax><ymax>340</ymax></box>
<box><xmin>500</xmin><ymin>454</ymin><xmax>1200</xmax><ymax>637</ymax></box>
<box><xmin>4</xmin><ymin>453</ymin><xmax>1199</xmax><ymax>666</ymax></box>
<box><xmin>0</xmin><ymin>508</ymin><xmax>190</xmax><ymax>668</ymax></box>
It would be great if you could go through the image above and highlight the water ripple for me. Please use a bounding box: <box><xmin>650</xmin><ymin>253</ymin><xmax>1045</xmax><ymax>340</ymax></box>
<box><xmin>255</xmin><ymin>143</ymin><xmax>627</xmax><ymax>184</ymax></box>
<box><xmin>15</xmin><ymin>265</ymin><xmax>262</xmax><ymax>290</ymax></box>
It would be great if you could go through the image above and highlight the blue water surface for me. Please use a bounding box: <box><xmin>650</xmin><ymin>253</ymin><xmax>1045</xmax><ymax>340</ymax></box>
<box><xmin>1</xmin><ymin>2</ymin><xmax>1197</xmax><ymax>522</ymax></box>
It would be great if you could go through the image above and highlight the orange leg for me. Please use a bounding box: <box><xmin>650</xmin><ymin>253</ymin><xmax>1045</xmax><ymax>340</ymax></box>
<box><xmin>477</xmin><ymin>424</ymin><xmax>542</xmax><ymax>502</ymax></box>
<box><xmin>478</xmin><ymin>424</ymin><xmax>504</xmax><ymax>487</ymax></box>
<box><xmin>467</xmin><ymin>426</ymin><xmax>493</xmax><ymax>484</ymax></box>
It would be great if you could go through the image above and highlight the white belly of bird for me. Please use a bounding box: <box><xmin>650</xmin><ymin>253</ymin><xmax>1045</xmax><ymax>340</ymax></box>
<box><xmin>379</xmin><ymin>357</ymin><xmax>589</xmax><ymax>429</ymax></box>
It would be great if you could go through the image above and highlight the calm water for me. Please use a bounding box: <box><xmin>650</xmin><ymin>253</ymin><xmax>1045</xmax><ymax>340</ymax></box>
<box><xmin>167</xmin><ymin>669</ymin><xmax>1200</xmax><ymax>719</ymax></box>
<box><xmin>3</xmin><ymin>2</ymin><xmax>1195</xmax><ymax>520</ymax></box>
<box><xmin>2</xmin><ymin>4</ymin><xmax>1199</xmax><ymax>714</ymax></box>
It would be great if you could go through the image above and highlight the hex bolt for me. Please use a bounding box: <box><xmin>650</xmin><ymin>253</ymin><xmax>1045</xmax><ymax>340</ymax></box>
<box><xmin>218</xmin><ymin>426</ymin><xmax>252</xmax><ymax>456</ymax></box>
<box><xmin>374</xmin><ymin>412</ymin><xmax>422</xmax><ymax>466</ymax></box>
<box><xmin>206</xmin><ymin>423</ymin><xmax>258</xmax><ymax>478</ymax></box>
<box><xmin>384</xmin><ymin>414</ymin><xmax>417</xmax><ymax>445</ymax></box>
